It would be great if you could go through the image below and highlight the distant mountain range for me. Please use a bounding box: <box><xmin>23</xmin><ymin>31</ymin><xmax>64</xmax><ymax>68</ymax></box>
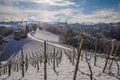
<box><xmin>0</xmin><ymin>21</ymin><xmax>120</xmax><ymax>28</ymax></box>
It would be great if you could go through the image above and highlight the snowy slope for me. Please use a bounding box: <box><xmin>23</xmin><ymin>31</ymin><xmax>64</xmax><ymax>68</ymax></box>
<box><xmin>0</xmin><ymin>29</ymin><xmax>66</xmax><ymax>62</ymax></box>
<box><xmin>0</xmin><ymin>39</ymin><xmax>29</xmax><ymax>61</ymax></box>
<box><xmin>32</xmin><ymin>29</ymin><xmax>59</xmax><ymax>42</ymax></box>
<box><xmin>0</xmin><ymin>30</ymin><xmax>120</xmax><ymax>80</ymax></box>
<box><xmin>0</xmin><ymin>51</ymin><xmax>120</xmax><ymax>80</ymax></box>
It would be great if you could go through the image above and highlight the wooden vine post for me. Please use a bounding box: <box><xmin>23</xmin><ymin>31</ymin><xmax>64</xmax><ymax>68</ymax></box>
<box><xmin>25</xmin><ymin>55</ymin><xmax>28</xmax><ymax>71</ymax></box>
<box><xmin>21</xmin><ymin>48</ymin><xmax>25</xmax><ymax>77</ymax></box>
<box><xmin>44</xmin><ymin>41</ymin><xmax>47</xmax><ymax>80</ymax></box>
<box><xmin>73</xmin><ymin>33</ymin><xmax>84</xmax><ymax>80</ymax></box>
<box><xmin>109</xmin><ymin>41</ymin><xmax>119</xmax><ymax>75</ymax></box>
<box><xmin>53</xmin><ymin>48</ymin><xmax>56</xmax><ymax>71</ymax></box>
<box><xmin>72</xmin><ymin>48</ymin><xmax>75</xmax><ymax>65</ymax></box>
<box><xmin>94</xmin><ymin>38</ymin><xmax>97</xmax><ymax>66</ymax></box>
<box><xmin>103</xmin><ymin>39</ymin><xmax>115</xmax><ymax>73</ymax></box>
<box><xmin>37</xmin><ymin>58</ymin><xmax>39</xmax><ymax>72</ymax></box>
<box><xmin>8</xmin><ymin>60</ymin><xmax>11</xmax><ymax>77</ymax></box>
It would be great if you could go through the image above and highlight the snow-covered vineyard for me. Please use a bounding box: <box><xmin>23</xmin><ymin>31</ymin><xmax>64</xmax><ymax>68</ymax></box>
<box><xmin>0</xmin><ymin>30</ymin><xmax>120</xmax><ymax>80</ymax></box>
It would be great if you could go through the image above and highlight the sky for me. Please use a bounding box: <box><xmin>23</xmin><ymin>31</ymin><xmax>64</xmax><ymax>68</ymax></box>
<box><xmin>0</xmin><ymin>0</ymin><xmax>120</xmax><ymax>23</ymax></box>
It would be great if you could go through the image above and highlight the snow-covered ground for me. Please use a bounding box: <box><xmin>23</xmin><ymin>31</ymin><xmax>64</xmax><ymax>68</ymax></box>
<box><xmin>0</xmin><ymin>29</ymin><xmax>60</xmax><ymax>61</ymax></box>
<box><xmin>28</xmin><ymin>31</ymin><xmax>72</xmax><ymax>50</ymax></box>
<box><xmin>0</xmin><ymin>39</ymin><xmax>29</xmax><ymax>61</ymax></box>
<box><xmin>31</xmin><ymin>29</ymin><xmax>59</xmax><ymax>42</ymax></box>
<box><xmin>0</xmin><ymin>30</ymin><xmax>120</xmax><ymax>80</ymax></box>
<box><xmin>0</xmin><ymin>51</ymin><xmax>120</xmax><ymax>80</ymax></box>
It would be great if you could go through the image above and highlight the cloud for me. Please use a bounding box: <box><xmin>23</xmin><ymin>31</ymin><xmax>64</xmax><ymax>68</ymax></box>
<box><xmin>0</xmin><ymin>4</ymin><xmax>120</xmax><ymax>23</ymax></box>
<box><xmin>31</xmin><ymin>0</ymin><xmax>75</xmax><ymax>6</ymax></box>
<box><xmin>2</xmin><ymin>0</ymin><xmax>76</xmax><ymax>7</ymax></box>
<box><xmin>70</xmin><ymin>9</ymin><xmax>120</xmax><ymax>23</ymax></box>
<box><xmin>0</xmin><ymin>5</ymin><xmax>74</xmax><ymax>22</ymax></box>
<box><xmin>0</xmin><ymin>5</ymin><xmax>20</xmax><ymax>15</ymax></box>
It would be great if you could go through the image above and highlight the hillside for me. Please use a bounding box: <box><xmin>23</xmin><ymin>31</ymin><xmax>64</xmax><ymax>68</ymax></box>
<box><xmin>0</xmin><ymin>51</ymin><xmax>120</xmax><ymax>80</ymax></box>
<box><xmin>0</xmin><ymin>30</ymin><xmax>120</xmax><ymax>80</ymax></box>
<box><xmin>30</xmin><ymin>29</ymin><xmax>59</xmax><ymax>42</ymax></box>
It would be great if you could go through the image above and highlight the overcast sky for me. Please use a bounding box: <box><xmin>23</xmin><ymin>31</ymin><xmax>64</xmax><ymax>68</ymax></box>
<box><xmin>0</xmin><ymin>0</ymin><xmax>120</xmax><ymax>23</ymax></box>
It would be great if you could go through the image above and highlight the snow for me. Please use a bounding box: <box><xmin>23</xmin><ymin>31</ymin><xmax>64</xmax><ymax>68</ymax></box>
<box><xmin>0</xmin><ymin>24</ymin><xmax>12</xmax><ymax>27</ymax></box>
<box><xmin>31</xmin><ymin>29</ymin><xmax>59</xmax><ymax>42</ymax></box>
<box><xmin>28</xmin><ymin>31</ymin><xmax>72</xmax><ymax>51</ymax></box>
<box><xmin>0</xmin><ymin>30</ymin><xmax>66</xmax><ymax>61</ymax></box>
<box><xmin>0</xmin><ymin>51</ymin><xmax>120</xmax><ymax>80</ymax></box>
<box><xmin>0</xmin><ymin>30</ymin><xmax>120</xmax><ymax>80</ymax></box>
<box><xmin>0</xmin><ymin>39</ymin><xmax>29</xmax><ymax>61</ymax></box>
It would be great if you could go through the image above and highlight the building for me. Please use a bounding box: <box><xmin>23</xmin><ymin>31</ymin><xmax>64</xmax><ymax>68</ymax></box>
<box><xmin>13</xmin><ymin>26</ymin><xmax>28</xmax><ymax>40</ymax></box>
<box><xmin>13</xmin><ymin>30</ymin><xmax>22</xmax><ymax>40</ymax></box>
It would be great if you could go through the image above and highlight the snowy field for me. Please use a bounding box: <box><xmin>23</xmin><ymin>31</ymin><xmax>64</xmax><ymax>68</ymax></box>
<box><xmin>0</xmin><ymin>30</ymin><xmax>120</xmax><ymax>80</ymax></box>
<box><xmin>31</xmin><ymin>29</ymin><xmax>59</xmax><ymax>42</ymax></box>
<box><xmin>0</xmin><ymin>51</ymin><xmax>120</xmax><ymax>80</ymax></box>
